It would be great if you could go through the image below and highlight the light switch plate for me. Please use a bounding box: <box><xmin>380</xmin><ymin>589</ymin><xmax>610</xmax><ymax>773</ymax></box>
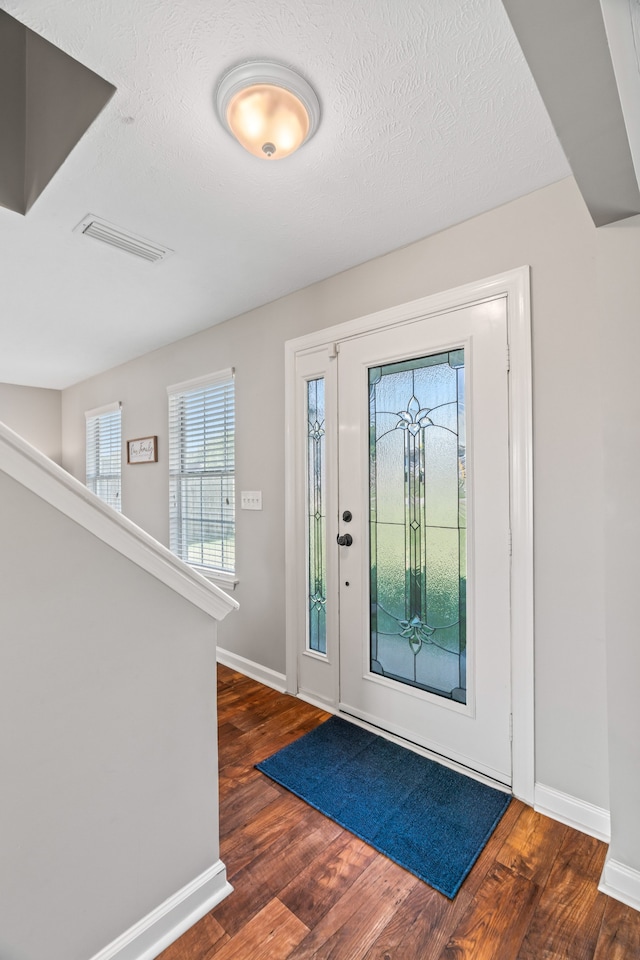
<box><xmin>241</xmin><ymin>490</ymin><xmax>262</xmax><ymax>510</ymax></box>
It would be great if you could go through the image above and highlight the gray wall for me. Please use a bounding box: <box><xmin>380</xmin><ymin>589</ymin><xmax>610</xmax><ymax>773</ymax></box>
<box><xmin>0</xmin><ymin>381</ymin><xmax>62</xmax><ymax>462</ymax></box>
<box><xmin>597</xmin><ymin>216</ymin><xmax>640</xmax><ymax>874</ymax></box>
<box><xmin>62</xmin><ymin>177</ymin><xmax>609</xmax><ymax>812</ymax></box>
<box><xmin>0</xmin><ymin>472</ymin><xmax>221</xmax><ymax>960</ymax></box>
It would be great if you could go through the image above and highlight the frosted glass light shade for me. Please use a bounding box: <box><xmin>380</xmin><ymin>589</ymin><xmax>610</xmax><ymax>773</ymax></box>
<box><xmin>217</xmin><ymin>61</ymin><xmax>320</xmax><ymax>160</ymax></box>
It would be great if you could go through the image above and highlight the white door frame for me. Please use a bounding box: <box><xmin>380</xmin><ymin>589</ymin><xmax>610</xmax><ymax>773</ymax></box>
<box><xmin>284</xmin><ymin>267</ymin><xmax>534</xmax><ymax>804</ymax></box>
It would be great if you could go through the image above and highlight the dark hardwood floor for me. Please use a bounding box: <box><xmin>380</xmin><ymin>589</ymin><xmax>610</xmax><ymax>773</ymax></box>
<box><xmin>159</xmin><ymin>664</ymin><xmax>640</xmax><ymax>960</ymax></box>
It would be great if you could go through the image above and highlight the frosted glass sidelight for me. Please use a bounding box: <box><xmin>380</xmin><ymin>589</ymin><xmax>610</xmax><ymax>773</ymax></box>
<box><xmin>307</xmin><ymin>379</ymin><xmax>327</xmax><ymax>654</ymax></box>
<box><xmin>369</xmin><ymin>350</ymin><xmax>466</xmax><ymax>702</ymax></box>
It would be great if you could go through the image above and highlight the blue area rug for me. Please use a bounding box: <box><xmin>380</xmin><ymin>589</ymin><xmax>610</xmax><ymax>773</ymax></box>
<box><xmin>256</xmin><ymin>716</ymin><xmax>510</xmax><ymax>898</ymax></box>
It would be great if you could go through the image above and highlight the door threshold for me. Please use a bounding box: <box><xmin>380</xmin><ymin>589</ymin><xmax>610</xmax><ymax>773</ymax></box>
<box><xmin>337</xmin><ymin>706</ymin><xmax>512</xmax><ymax>794</ymax></box>
<box><xmin>295</xmin><ymin>689</ymin><xmax>511</xmax><ymax>792</ymax></box>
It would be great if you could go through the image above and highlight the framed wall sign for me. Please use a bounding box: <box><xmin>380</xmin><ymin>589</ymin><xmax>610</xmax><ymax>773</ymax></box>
<box><xmin>127</xmin><ymin>436</ymin><xmax>158</xmax><ymax>464</ymax></box>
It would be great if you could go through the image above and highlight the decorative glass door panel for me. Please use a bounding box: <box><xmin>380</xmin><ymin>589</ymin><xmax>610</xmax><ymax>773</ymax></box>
<box><xmin>295</xmin><ymin>347</ymin><xmax>338</xmax><ymax>710</ymax></box>
<box><xmin>307</xmin><ymin>378</ymin><xmax>326</xmax><ymax>655</ymax></box>
<box><xmin>337</xmin><ymin>300</ymin><xmax>512</xmax><ymax>785</ymax></box>
<box><xmin>369</xmin><ymin>350</ymin><xmax>466</xmax><ymax>701</ymax></box>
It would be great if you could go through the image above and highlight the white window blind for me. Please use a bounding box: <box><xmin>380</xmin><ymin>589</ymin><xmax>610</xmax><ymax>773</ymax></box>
<box><xmin>168</xmin><ymin>370</ymin><xmax>235</xmax><ymax>574</ymax></box>
<box><xmin>85</xmin><ymin>402</ymin><xmax>122</xmax><ymax>512</ymax></box>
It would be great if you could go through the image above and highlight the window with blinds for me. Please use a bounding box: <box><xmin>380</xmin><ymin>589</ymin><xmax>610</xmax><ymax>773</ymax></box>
<box><xmin>85</xmin><ymin>402</ymin><xmax>122</xmax><ymax>512</ymax></box>
<box><xmin>168</xmin><ymin>369</ymin><xmax>235</xmax><ymax>574</ymax></box>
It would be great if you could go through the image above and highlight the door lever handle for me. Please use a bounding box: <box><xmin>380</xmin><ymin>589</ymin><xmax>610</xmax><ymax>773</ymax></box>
<box><xmin>336</xmin><ymin>533</ymin><xmax>353</xmax><ymax>547</ymax></box>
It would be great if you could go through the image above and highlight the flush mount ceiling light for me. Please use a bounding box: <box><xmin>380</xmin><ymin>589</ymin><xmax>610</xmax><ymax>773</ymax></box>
<box><xmin>216</xmin><ymin>61</ymin><xmax>320</xmax><ymax>160</ymax></box>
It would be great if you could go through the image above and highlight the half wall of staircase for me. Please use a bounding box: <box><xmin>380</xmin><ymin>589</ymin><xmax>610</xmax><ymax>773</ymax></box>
<box><xmin>0</xmin><ymin>420</ymin><xmax>238</xmax><ymax>960</ymax></box>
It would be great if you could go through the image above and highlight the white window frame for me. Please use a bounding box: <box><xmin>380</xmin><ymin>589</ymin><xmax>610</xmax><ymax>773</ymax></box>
<box><xmin>85</xmin><ymin>401</ymin><xmax>122</xmax><ymax>512</ymax></box>
<box><xmin>167</xmin><ymin>369</ymin><xmax>236</xmax><ymax>587</ymax></box>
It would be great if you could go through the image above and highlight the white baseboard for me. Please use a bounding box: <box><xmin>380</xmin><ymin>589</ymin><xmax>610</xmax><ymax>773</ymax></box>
<box><xmin>534</xmin><ymin>783</ymin><xmax>610</xmax><ymax>842</ymax></box>
<box><xmin>599</xmin><ymin>856</ymin><xmax>640</xmax><ymax>911</ymax></box>
<box><xmin>216</xmin><ymin>647</ymin><xmax>287</xmax><ymax>693</ymax></box>
<box><xmin>88</xmin><ymin>861</ymin><xmax>232</xmax><ymax>960</ymax></box>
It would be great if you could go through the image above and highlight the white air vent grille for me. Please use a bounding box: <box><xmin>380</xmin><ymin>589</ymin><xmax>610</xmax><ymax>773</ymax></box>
<box><xmin>74</xmin><ymin>215</ymin><xmax>173</xmax><ymax>263</ymax></box>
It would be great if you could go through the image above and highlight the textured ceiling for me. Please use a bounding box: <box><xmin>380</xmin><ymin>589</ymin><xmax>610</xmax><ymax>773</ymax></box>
<box><xmin>0</xmin><ymin>0</ymin><xmax>570</xmax><ymax>389</ymax></box>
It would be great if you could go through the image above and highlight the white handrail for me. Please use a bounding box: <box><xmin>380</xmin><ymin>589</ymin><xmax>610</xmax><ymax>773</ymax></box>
<box><xmin>0</xmin><ymin>419</ymin><xmax>238</xmax><ymax>622</ymax></box>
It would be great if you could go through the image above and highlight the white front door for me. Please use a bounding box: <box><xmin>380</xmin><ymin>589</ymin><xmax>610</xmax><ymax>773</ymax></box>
<box><xmin>336</xmin><ymin>298</ymin><xmax>512</xmax><ymax>785</ymax></box>
<box><xmin>287</xmin><ymin>272</ymin><xmax>534</xmax><ymax>796</ymax></box>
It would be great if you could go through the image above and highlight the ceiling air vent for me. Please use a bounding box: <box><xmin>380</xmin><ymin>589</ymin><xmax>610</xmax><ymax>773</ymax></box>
<box><xmin>73</xmin><ymin>215</ymin><xmax>173</xmax><ymax>264</ymax></box>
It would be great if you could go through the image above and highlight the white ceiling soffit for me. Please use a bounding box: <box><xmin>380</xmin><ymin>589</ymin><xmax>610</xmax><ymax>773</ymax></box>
<box><xmin>0</xmin><ymin>10</ymin><xmax>115</xmax><ymax>216</ymax></box>
<box><xmin>600</xmin><ymin>0</ymin><xmax>640</xmax><ymax>185</ymax></box>
<box><xmin>501</xmin><ymin>0</ymin><xmax>640</xmax><ymax>226</ymax></box>
<box><xmin>0</xmin><ymin>0</ymin><xmax>571</xmax><ymax>390</ymax></box>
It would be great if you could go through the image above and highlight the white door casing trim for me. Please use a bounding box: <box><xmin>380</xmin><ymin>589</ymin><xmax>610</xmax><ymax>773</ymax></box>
<box><xmin>285</xmin><ymin>267</ymin><xmax>534</xmax><ymax>804</ymax></box>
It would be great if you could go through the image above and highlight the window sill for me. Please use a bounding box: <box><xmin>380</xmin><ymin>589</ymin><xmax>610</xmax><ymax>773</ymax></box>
<box><xmin>189</xmin><ymin>564</ymin><xmax>239</xmax><ymax>593</ymax></box>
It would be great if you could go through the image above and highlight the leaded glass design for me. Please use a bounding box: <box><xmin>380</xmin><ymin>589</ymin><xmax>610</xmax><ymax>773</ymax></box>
<box><xmin>307</xmin><ymin>379</ymin><xmax>327</xmax><ymax>654</ymax></box>
<box><xmin>369</xmin><ymin>349</ymin><xmax>466</xmax><ymax>702</ymax></box>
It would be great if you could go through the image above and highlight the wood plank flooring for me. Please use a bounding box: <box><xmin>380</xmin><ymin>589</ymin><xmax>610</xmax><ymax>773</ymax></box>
<box><xmin>159</xmin><ymin>665</ymin><xmax>640</xmax><ymax>960</ymax></box>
